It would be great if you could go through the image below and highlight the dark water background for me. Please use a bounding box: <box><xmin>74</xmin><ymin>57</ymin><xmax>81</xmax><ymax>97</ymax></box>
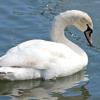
<box><xmin>0</xmin><ymin>0</ymin><xmax>100</xmax><ymax>100</ymax></box>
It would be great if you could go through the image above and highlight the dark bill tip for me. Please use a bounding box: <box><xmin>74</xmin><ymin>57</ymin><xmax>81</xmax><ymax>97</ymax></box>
<box><xmin>84</xmin><ymin>24</ymin><xmax>93</xmax><ymax>47</ymax></box>
<box><xmin>84</xmin><ymin>31</ymin><xmax>93</xmax><ymax>47</ymax></box>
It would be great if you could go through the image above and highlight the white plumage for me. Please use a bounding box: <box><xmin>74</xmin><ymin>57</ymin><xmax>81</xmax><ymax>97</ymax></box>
<box><xmin>0</xmin><ymin>10</ymin><xmax>93</xmax><ymax>80</ymax></box>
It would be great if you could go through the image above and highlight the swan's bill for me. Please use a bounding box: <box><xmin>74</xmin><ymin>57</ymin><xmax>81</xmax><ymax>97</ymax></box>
<box><xmin>84</xmin><ymin>24</ymin><xmax>93</xmax><ymax>47</ymax></box>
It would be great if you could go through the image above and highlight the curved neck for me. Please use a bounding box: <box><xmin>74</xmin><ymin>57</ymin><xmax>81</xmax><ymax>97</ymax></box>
<box><xmin>51</xmin><ymin>14</ymin><xmax>88</xmax><ymax>61</ymax></box>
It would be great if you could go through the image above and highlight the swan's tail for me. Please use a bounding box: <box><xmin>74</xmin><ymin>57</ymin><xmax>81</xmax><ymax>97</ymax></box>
<box><xmin>0</xmin><ymin>67</ymin><xmax>15</xmax><ymax>80</ymax></box>
<box><xmin>0</xmin><ymin>67</ymin><xmax>40</xmax><ymax>81</ymax></box>
<box><xmin>0</xmin><ymin>72</ymin><xmax>13</xmax><ymax>80</ymax></box>
<box><xmin>0</xmin><ymin>55</ymin><xmax>15</xmax><ymax>80</ymax></box>
<box><xmin>0</xmin><ymin>72</ymin><xmax>6</xmax><ymax>80</ymax></box>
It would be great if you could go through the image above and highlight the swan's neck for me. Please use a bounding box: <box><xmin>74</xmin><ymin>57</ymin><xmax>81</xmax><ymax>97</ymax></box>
<box><xmin>51</xmin><ymin>14</ymin><xmax>88</xmax><ymax>65</ymax></box>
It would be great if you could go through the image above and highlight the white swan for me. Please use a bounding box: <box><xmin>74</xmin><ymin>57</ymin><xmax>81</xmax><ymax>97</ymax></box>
<box><xmin>0</xmin><ymin>10</ymin><xmax>93</xmax><ymax>80</ymax></box>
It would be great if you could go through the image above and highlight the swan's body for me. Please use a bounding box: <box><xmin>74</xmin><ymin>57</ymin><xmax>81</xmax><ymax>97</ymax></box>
<box><xmin>0</xmin><ymin>10</ymin><xmax>93</xmax><ymax>80</ymax></box>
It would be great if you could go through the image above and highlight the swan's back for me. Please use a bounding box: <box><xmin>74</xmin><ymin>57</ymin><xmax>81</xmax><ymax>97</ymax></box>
<box><xmin>0</xmin><ymin>40</ymin><xmax>81</xmax><ymax>67</ymax></box>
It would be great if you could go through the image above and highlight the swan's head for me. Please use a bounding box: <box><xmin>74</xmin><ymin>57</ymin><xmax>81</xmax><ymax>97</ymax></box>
<box><xmin>61</xmin><ymin>10</ymin><xmax>93</xmax><ymax>46</ymax></box>
<box><xmin>73</xmin><ymin>10</ymin><xmax>93</xmax><ymax>46</ymax></box>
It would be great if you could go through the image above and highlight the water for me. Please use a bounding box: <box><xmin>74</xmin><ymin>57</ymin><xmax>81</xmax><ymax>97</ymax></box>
<box><xmin>0</xmin><ymin>0</ymin><xmax>100</xmax><ymax>99</ymax></box>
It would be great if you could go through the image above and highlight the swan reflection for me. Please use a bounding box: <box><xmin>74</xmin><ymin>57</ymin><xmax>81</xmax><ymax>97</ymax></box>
<box><xmin>0</xmin><ymin>70</ymin><xmax>89</xmax><ymax>100</ymax></box>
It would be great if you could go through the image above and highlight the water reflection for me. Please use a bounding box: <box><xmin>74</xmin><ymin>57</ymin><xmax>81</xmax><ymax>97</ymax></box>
<box><xmin>0</xmin><ymin>70</ymin><xmax>89</xmax><ymax>100</ymax></box>
<box><xmin>52</xmin><ymin>86</ymin><xmax>90</xmax><ymax>100</ymax></box>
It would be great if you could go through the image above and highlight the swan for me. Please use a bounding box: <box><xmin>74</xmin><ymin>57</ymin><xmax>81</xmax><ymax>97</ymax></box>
<box><xmin>0</xmin><ymin>10</ymin><xmax>93</xmax><ymax>81</ymax></box>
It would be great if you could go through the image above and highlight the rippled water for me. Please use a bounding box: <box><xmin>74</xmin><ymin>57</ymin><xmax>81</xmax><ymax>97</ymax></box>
<box><xmin>0</xmin><ymin>0</ymin><xmax>100</xmax><ymax>100</ymax></box>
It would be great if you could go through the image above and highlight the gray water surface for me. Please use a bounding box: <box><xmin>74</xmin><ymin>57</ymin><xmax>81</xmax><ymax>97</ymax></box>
<box><xmin>0</xmin><ymin>0</ymin><xmax>100</xmax><ymax>100</ymax></box>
